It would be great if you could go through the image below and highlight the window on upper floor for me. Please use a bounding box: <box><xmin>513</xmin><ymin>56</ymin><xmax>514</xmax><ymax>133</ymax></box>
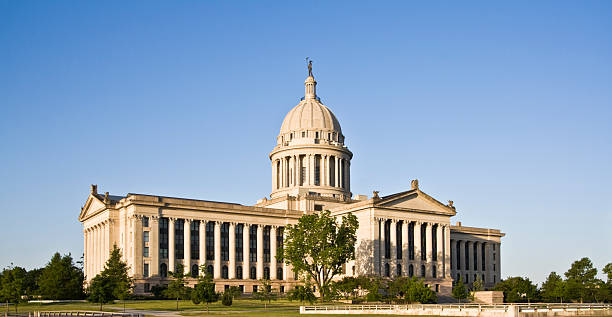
<box><xmin>142</xmin><ymin>217</ymin><xmax>149</xmax><ymax>227</ymax></box>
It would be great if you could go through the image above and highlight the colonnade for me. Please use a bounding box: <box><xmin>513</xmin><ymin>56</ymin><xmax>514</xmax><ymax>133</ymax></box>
<box><xmin>374</xmin><ymin>218</ymin><xmax>451</xmax><ymax>280</ymax></box>
<box><xmin>450</xmin><ymin>239</ymin><xmax>499</xmax><ymax>285</ymax></box>
<box><xmin>138</xmin><ymin>216</ymin><xmax>290</xmax><ymax>281</ymax></box>
<box><xmin>83</xmin><ymin>220</ymin><xmax>112</xmax><ymax>280</ymax></box>
<box><xmin>272</xmin><ymin>154</ymin><xmax>349</xmax><ymax>191</ymax></box>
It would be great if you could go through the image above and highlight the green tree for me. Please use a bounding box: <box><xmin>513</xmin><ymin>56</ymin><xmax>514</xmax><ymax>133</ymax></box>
<box><xmin>38</xmin><ymin>253</ymin><xmax>84</xmax><ymax>299</ymax></box>
<box><xmin>541</xmin><ymin>272</ymin><xmax>566</xmax><ymax>302</ymax></box>
<box><xmin>0</xmin><ymin>266</ymin><xmax>26</xmax><ymax>313</ymax></box>
<box><xmin>452</xmin><ymin>276</ymin><xmax>468</xmax><ymax>303</ymax></box>
<box><xmin>254</xmin><ymin>279</ymin><xmax>277</xmax><ymax>309</ymax></box>
<box><xmin>87</xmin><ymin>246</ymin><xmax>133</xmax><ymax>310</ymax></box>
<box><xmin>401</xmin><ymin>278</ymin><xmax>437</xmax><ymax>304</ymax></box>
<box><xmin>87</xmin><ymin>274</ymin><xmax>114</xmax><ymax>310</ymax></box>
<box><xmin>603</xmin><ymin>263</ymin><xmax>612</xmax><ymax>282</ymax></box>
<box><xmin>287</xmin><ymin>282</ymin><xmax>316</xmax><ymax>304</ymax></box>
<box><xmin>164</xmin><ymin>264</ymin><xmax>188</xmax><ymax>310</ymax></box>
<box><xmin>333</xmin><ymin>276</ymin><xmax>360</xmax><ymax>299</ymax></box>
<box><xmin>564</xmin><ymin>257</ymin><xmax>599</xmax><ymax>302</ymax></box>
<box><xmin>493</xmin><ymin>276</ymin><xmax>539</xmax><ymax>303</ymax></box>
<box><xmin>221</xmin><ymin>290</ymin><xmax>233</xmax><ymax>306</ymax></box>
<box><xmin>281</xmin><ymin>210</ymin><xmax>358</xmax><ymax>301</ymax></box>
<box><xmin>191</xmin><ymin>271</ymin><xmax>219</xmax><ymax>312</ymax></box>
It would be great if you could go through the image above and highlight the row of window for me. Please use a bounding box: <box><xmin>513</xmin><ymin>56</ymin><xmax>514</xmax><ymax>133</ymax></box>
<box><xmin>281</xmin><ymin>131</ymin><xmax>341</xmax><ymax>144</ymax></box>
<box><xmin>275</xmin><ymin>155</ymin><xmax>347</xmax><ymax>189</ymax></box>
<box><xmin>382</xmin><ymin>263</ymin><xmax>438</xmax><ymax>279</ymax></box>
<box><xmin>381</xmin><ymin>220</ymin><xmax>442</xmax><ymax>261</ymax></box>
<box><xmin>152</xmin><ymin>263</ymin><xmax>285</xmax><ymax>280</ymax></box>
<box><xmin>451</xmin><ymin>240</ymin><xmax>497</xmax><ymax>272</ymax></box>
<box><xmin>455</xmin><ymin>273</ymin><xmax>496</xmax><ymax>285</ymax></box>
<box><xmin>154</xmin><ymin>219</ymin><xmax>283</xmax><ymax>263</ymax></box>
<box><xmin>143</xmin><ymin>283</ymin><xmax>284</xmax><ymax>295</ymax></box>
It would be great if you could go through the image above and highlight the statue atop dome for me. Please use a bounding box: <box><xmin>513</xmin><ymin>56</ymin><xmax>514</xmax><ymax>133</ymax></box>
<box><xmin>307</xmin><ymin>58</ymin><xmax>313</xmax><ymax>77</ymax></box>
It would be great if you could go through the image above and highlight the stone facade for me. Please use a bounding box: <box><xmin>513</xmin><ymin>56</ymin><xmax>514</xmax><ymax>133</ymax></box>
<box><xmin>79</xmin><ymin>71</ymin><xmax>504</xmax><ymax>296</ymax></box>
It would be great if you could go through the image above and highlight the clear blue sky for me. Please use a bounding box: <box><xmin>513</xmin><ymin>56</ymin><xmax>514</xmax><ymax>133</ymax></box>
<box><xmin>1</xmin><ymin>1</ymin><xmax>611</xmax><ymax>284</ymax></box>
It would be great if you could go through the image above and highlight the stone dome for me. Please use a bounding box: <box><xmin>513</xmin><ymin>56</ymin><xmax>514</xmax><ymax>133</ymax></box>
<box><xmin>279</xmin><ymin>99</ymin><xmax>343</xmax><ymax>135</ymax></box>
<box><xmin>279</xmin><ymin>75</ymin><xmax>343</xmax><ymax>140</ymax></box>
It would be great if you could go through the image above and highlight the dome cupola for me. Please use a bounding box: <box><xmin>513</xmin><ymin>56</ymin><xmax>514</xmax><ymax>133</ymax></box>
<box><xmin>269</xmin><ymin>64</ymin><xmax>352</xmax><ymax>201</ymax></box>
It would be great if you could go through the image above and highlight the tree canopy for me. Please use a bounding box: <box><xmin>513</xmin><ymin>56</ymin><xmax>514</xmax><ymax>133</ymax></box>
<box><xmin>494</xmin><ymin>276</ymin><xmax>539</xmax><ymax>303</ymax></box>
<box><xmin>281</xmin><ymin>210</ymin><xmax>358</xmax><ymax>301</ymax></box>
<box><xmin>191</xmin><ymin>269</ymin><xmax>219</xmax><ymax>312</ymax></box>
<box><xmin>452</xmin><ymin>276</ymin><xmax>468</xmax><ymax>303</ymax></box>
<box><xmin>87</xmin><ymin>245</ymin><xmax>133</xmax><ymax>309</ymax></box>
<box><xmin>38</xmin><ymin>252</ymin><xmax>84</xmax><ymax>300</ymax></box>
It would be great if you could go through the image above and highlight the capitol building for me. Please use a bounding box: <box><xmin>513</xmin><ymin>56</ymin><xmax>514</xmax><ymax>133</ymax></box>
<box><xmin>79</xmin><ymin>69</ymin><xmax>504</xmax><ymax>296</ymax></box>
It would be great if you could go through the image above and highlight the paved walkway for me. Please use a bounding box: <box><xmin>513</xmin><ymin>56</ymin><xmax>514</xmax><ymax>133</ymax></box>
<box><xmin>107</xmin><ymin>306</ymin><xmax>298</xmax><ymax>317</ymax></box>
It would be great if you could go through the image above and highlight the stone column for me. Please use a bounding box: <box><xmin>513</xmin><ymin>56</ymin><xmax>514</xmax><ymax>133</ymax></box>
<box><xmin>389</xmin><ymin>220</ymin><xmax>397</xmax><ymax>277</ymax></box>
<box><xmin>168</xmin><ymin>218</ymin><xmax>176</xmax><ymax>273</ymax></box>
<box><xmin>402</xmin><ymin>221</ymin><xmax>409</xmax><ymax>276</ymax></box>
<box><xmin>444</xmin><ymin>225</ymin><xmax>451</xmax><ymax>278</ymax></box>
<box><xmin>326</xmin><ymin>155</ymin><xmax>331</xmax><ymax>186</ymax></box>
<box><xmin>270</xmin><ymin>226</ymin><xmax>277</xmax><ymax>280</ymax></box>
<box><xmin>485</xmin><ymin>242</ymin><xmax>493</xmax><ymax>285</ymax></box>
<box><xmin>372</xmin><ymin>217</ymin><xmax>380</xmax><ymax>275</ymax></box>
<box><xmin>83</xmin><ymin>230</ymin><xmax>88</xmax><ymax>280</ymax></box>
<box><xmin>476</xmin><ymin>241</ymin><xmax>482</xmax><ymax>277</ymax></box>
<box><xmin>256</xmin><ymin>225</ymin><xmax>264</xmax><ymax>279</ymax></box>
<box><xmin>229</xmin><ymin>222</ymin><xmax>236</xmax><ymax>279</ymax></box>
<box><xmin>345</xmin><ymin>160</ymin><xmax>350</xmax><ymax>193</ymax></box>
<box><xmin>309</xmin><ymin>154</ymin><xmax>314</xmax><ymax>186</ymax></box>
<box><xmin>425</xmin><ymin>223</ymin><xmax>432</xmax><ymax>278</ymax></box>
<box><xmin>413</xmin><ymin>221</ymin><xmax>422</xmax><ymax>277</ymax></box>
<box><xmin>436</xmin><ymin>224</ymin><xmax>444</xmax><ymax>278</ymax></box>
<box><xmin>104</xmin><ymin>221</ymin><xmax>110</xmax><ymax>265</ymax></box>
<box><xmin>214</xmin><ymin>221</ymin><xmax>221</xmax><ymax>279</ymax></box>
<box><xmin>243</xmin><ymin>224</ymin><xmax>250</xmax><ymax>279</ymax></box>
<box><xmin>282</xmin><ymin>229</ymin><xmax>290</xmax><ymax>280</ymax></box>
<box><xmin>458</xmin><ymin>240</ymin><xmax>464</xmax><ymax>273</ymax></box>
<box><xmin>150</xmin><ymin>216</ymin><xmax>159</xmax><ymax>276</ymax></box>
<box><xmin>339</xmin><ymin>158</ymin><xmax>344</xmax><ymax>188</ymax></box>
<box><xmin>199</xmin><ymin>220</ymin><xmax>206</xmax><ymax>272</ymax></box>
<box><xmin>184</xmin><ymin>219</ymin><xmax>191</xmax><ymax>274</ymax></box>
<box><xmin>335</xmin><ymin>156</ymin><xmax>340</xmax><ymax>187</ymax></box>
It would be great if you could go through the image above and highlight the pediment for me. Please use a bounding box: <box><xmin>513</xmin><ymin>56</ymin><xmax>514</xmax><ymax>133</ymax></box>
<box><xmin>377</xmin><ymin>190</ymin><xmax>455</xmax><ymax>215</ymax></box>
<box><xmin>78</xmin><ymin>195</ymin><xmax>106</xmax><ymax>221</ymax></box>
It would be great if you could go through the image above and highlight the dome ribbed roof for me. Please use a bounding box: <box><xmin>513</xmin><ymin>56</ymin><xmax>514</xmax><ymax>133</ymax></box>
<box><xmin>279</xmin><ymin>99</ymin><xmax>342</xmax><ymax>135</ymax></box>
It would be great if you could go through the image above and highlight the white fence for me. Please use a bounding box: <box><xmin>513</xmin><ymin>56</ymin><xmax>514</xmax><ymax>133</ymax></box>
<box><xmin>300</xmin><ymin>303</ymin><xmax>612</xmax><ymax>316</ymax></box>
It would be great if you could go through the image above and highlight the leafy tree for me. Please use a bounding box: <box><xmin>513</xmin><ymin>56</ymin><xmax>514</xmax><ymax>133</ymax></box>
<box><xmin>191</xmin><ymin>270</ymin><xmax>219</xmax><ymax>312</ymax></box>
<box><xmin>603</xmin><ymin>263</ymin><xmax>612</xmax><ymax>282</ymax></box>
<box><xmin>452</xmin><ymin>276</ymin><xmax>468</xmax><ymax>303</ymax></box>
<box><xmin>23</xmin><ymin>268</ymin><xmax>42</xmax><ymax>297</ymax></box>
<box><xmin>401</xmin><ymin>278</ymin><xmax>437</xmax><ymax>304</ymax></box>
<box><xmin>221</xmin><ymin>290</ymin><xmax>233</xmax><ymax>306</ymax></box>
<box><xmin>564</xmin><ymin>257</ymin><xmax>599</xmax><ymax>302</ymax></box>
<box><xmin>287</xmin><ymin>282</ymin><xmax>316</xmax><ymax>304</ymax></box>
<box><xmin>164</xmin><ymin>264</ymin><xmax>188</xmax><ymax>310</ymax></box>
<box><xmin>472</xmin><ymin>275</ymin><xmax>484</xmax><ymax>292</ymax></box>
<box><xmin>0</xmin><ymin>266</ymin><xmax>26</xmax><ymax>313</ymax></box>
<box><xmin>254</xmin><ymin>279</ymin><xmax>277</xmax><ymax>309</ymax></box>
<box><xmin>541</xmin><ymin>272</ymin><xmax>566</xmax><ymax>302</ymax></box>
<box><xmin>333</xmin><ymin>276</ymin><xmax>360</xmax><ymax>299</ymax></box>
<box><xmin>87</xmin><ymin>275</ymin><xmax>114</xmax><ymax>310</ymax></box>
<box><xmin>38</xmin><ymin>253</ymin><xmax>84</xmax><ymax>299</ymax></box>
<box><xmin>281</xmin><ymin>210</ymin><xmax>358</xmax><ymax>301</ymax></box>
<box><xmin>493</xmin><ymin>276</ymin><xmax>539</xmax><ymax>303</ymax></box>
<box><xmin>87</xmin><ymin>246</ymin><xmax>133</xmax><ymax>310</ymax></box>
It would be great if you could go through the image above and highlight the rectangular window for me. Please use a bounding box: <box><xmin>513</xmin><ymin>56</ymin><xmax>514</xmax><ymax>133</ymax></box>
<box><xmin>432</xmin><ymin>225</ymin><xmax>438</xmax><ymax>261</ymax></box>
<box><xmin>314</xmin><ymin>155</ymin><xmax>321</xmax><ymax>186</ymax></box>
<box><xmin>276</xmin><ymin>227</ymin><xmax>284</xmax><ymax>263</ymax></box>
<box><xmin>249</xmin><ymin>225</ymin><xmax>257</xmax><ymax>262</ymax></box>
<box><xmin>421</xmin><ymin>225</ymin><xmax>426</xmax><ymax>261</ymax></box>
<box><xmin>142</xmin><ymin>217</ymin><xmax>149</xmax><ymax>227</ymax></box>
<box><xmin>221</xmin><ymin>223</ymin><xmax>229</xmax><ymax>261</ymax></box>
<box><xmin>314</xmin><ymin>204</ymin><xmax>323</xmax><ymax>211</ymax></box>
<box><xmin>191</xmin><ymin>220</ymin><xmax>199</xmax><ymax>260</ymax></box>
<box><xmin>384</xmin><ymin>221</ymin><xmax>390</xmax><ymax>259</ymax></box>
<box><xmin>263</xmin><ymin>226</ymin><xmax>271</xmax><ymax>263</ymax></box>
<box><xmin>175</xmin><ymin>219</ymin><xmax>184</xmax><ymax>260</ymax></box>
<box><xmin>329</xmin><ymin>157</ymin><xmax>335</xmax><ymax>187</ymax></box>
<box><xmin>143</xmin><ymin>263</ymin><xmax>149</xmax><ymax>277</ymax></box>
<box><xmin>396</xmin><ymin>222</ymin><xmax>402</xmax><ymax>260</ymax></box>
<box><xmin>473</xmin><ymin>244</ymin><xmax>478</xmax><ymax>270</ymax></box>
<box><xmin>408</xmin><ymin>223</ymin><xmax>414</xmax><ymax>260</ymax></box>
<box><xmin>159</xmin><ymin>218</ymin><xmax>169</xmax><ymax>259</ymax></box>
<box><xmin>143</xmin><ymin>231</ymin><xmax>149</xmax><ymax>242</ymax></box>
<box><xmin>253</xmin><ymin>285</ymin><xmax>258</xmax><ymax>293</ymax></box>
<box><xmin>206</xmin><ymin>222</ymin><xmax>215</xmax><ymax>261</ymax></box>
<box><xmin>236</xmin><ymin>224</ymin><xmax>243</xmax><ymax>262</ymax></box>
<box><xmin>315</xmin><ymin>132</ymin><xmax>319</xmax><ymax>139</ymax></box>
<box><xmin>143</xmin><ymin>246</ymin><xmax>149</xmax><ymax>257</ymax></box>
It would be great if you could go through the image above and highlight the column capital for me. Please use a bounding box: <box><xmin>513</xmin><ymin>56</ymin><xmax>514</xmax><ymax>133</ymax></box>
<box><xmin>184</xmin><ymin>218</ymin><xmax>192</xmax><ymax>223</ymax></box>
<box><xmin>168</xmin><ymin>217</ymin><xmax>178</xmax><ymax>221</ymax></box>
<box><xmin>151</xmin><ymin>215</ymin><xmax>160</xmax><ymax>222</ymax></box>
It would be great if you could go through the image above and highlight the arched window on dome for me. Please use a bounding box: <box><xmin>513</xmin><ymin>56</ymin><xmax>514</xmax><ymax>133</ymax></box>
<box><xmin>276</xmin><ymin>161</ymin><xmax>280</xmax><ymax>189</ymax></box>
<box><xmin>299</xmin><ymin>155</ymin><xmax>306</xmax><ymax>186</ymax></box>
